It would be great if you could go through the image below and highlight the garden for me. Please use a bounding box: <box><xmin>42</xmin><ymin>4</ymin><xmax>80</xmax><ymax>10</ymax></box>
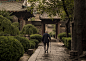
<box><xmin>58</xmin><ymin>32</ymin><xmax>71</xmax><ymax>50</ymax></box>
<box><xmin>0</xmin><ymin>10</ymin><xmax>42</xmax><ymax>61</ymax></box>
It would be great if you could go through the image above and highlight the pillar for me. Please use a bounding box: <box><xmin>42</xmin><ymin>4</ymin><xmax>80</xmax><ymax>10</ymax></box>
<box><xmin>19</xmin><ymin>17</ymin><xmax>24</xmax><ymax>30</ymax></box>
<box><xmin>55</xmin><ymin>24</ymin><xmax>58</xmax><ymax>39</ymax></box>
<box><xmin>42</xmin><ymin>23</ymin><xmax>45</xmax><ymax>35</ymax></box>
<box><xmin>71</xmin><ymin>22</ymin><xmax>76</xmax><ymax>50</ymax></box>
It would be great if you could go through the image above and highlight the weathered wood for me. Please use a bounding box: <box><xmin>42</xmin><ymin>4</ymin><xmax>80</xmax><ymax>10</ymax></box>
<box><xmin>42</xmin><ymin>24</ymin><xmax>45</xmax><ymax>35</ymax></box>
<box><xmin>41</xmin><ymin>19</ymin><xmax>60</xmax><ymax>24</ymax></box>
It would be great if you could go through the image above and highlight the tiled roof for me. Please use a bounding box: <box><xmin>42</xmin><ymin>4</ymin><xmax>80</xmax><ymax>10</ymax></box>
<box><xmin>0</xmin><ymin>2</ymin><xmax>27</xmax><ymax>11</ymax></box>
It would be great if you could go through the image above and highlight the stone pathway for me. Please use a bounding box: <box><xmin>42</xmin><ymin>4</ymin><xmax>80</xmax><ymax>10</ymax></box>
<box><xmin>28</xmin><ymin>41</ymin><xmax>72</xmax><ymax>61</ymax></box>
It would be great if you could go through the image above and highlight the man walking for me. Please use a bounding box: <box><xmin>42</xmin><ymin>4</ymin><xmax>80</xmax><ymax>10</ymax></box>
<box><xmin>42</xmin><ymin>31</ymin><xmax>51</xmax><ymax>53</ymax></box>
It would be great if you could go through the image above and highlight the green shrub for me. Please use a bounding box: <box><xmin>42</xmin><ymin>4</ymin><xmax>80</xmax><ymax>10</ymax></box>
<box><xmin>49</xmin><ymin>32</ymin><xmax>52</xmax><ymax>37</ymax></box>
<box><xmin>0</xmin><ymin>36</ymin><xmax>24</xmax><ymax>61</ymax></box>
<box><xmin>53</xmin><ymin>32</ymin><xmax>55</xmax><ymax>38</ymax></box>
<box><xmin>66</xmin><ymin>37</ymin><xmax>71</xmax><ymax>49</ymax></box>
<box><xmin>68</xmin><ymin>33</ymin><xmax>71</xmax><ymax>37</ymax></box>
<box><xmin>49</xmin><ymin>32</ymin><xmax>55</xmax><ymax>38</ymax></box>
<box><xmin>62</xmin><ymin>37</ymin><xmax>71</xmax><ymax>49</ymax></box>
<box><xmin>30</xmin><ymin>34</ymin><xmax>42</xmax><ymax>42</ymax></box>
<box><xmin>21</xmin><ymin>24</ymin><xmax>38</xmax><ymax>35</ymax></box>
<box><xmin>29</xmin><ymin>41</ymin><xmax>36</xmax><ymax>49</ymax></box>
<box><xmin>14</xmin><ymin>36</ymin><xmax>30</xmax><ymax>52</ymax></box>
<box><xmin>0</xmin><ymin>32</ymin><xmax>10</xmax><ymax>36</ymax></box>
<box><xmin>58</xmin><ymin>32</ymin><xmax>71</xmax><ymax>40</ymax></box>
<box><xmin>0</xmin><ymin>15</ymin><xmax>19</xmax><ymax>36</ymax></box>
<box><xmin>30</xmin><ymin>39</ymin><xmax>39</xmax><ymax>45</ymax></box>
<box><xmin>62</xmin><ymin>37</ymin><xmax>66</xmax><ymax>43</ymax></box>
<box><xmin>58</xmin><ymin>32</ymin><xmax>66</xmax><ymax>39</ymax></box>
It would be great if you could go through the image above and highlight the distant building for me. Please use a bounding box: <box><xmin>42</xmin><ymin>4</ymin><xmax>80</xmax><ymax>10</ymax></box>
<box><xmin>0</xmin><ymin>1</ymin><xmax>34</xmax><ymax>30</ymax></box>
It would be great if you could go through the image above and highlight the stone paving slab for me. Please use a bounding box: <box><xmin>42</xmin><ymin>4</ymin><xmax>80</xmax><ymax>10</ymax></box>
<box><xmin>28</xmin><ymin>42</ymin><xmax>72</xmax><ymax>61</ymax></box>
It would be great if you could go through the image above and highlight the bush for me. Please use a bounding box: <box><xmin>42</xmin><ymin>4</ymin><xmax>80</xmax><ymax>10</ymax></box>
<box><xmin>30</xmin><ymin>39</ymin><xmax>39</xmax><ymax>45</ymax></box>
<box><xmin>58</xmin><ymin>32</ymin><xmax>71</xmax><ymax>40</ymax></box>
<box><xmin>49</xmin><ymin>32</ymin><xmax>52</xmax><ymax>37</ymax></box>
<box><xmin>14</xmin><ymin>36</ymin><xmax>30</xmax><ymax>52</ymax></box>
<box><xmin>21</xmin><ymin>24</ymin><xmax>38</xmax><ymax>35</ymax></box>
<box><xmin>49</xmin><ymin>32</ymin><xmax>55</xmax><ymax>38</ymax></box>
<box><xmin>66</xmin><ymin>37</ymin><xmax>71</xmax><ymax>49</ymax></box>
<box><xmin>53</xmin><ymin>32</ymin><xmax>55</xmax><ymax>38</ymax></box>
<box><xmin>0</xmin><ymin>36</ymin><xmax>24</xmax><ymax>61</ymax></box>
<box><xmin>62</xmin><ymin>37</ymin><xmax>71</xmax><ymax>49</ymax></box>
<box><xmin>0</xmin><ymin>15</ymin><xmax>19</xmax><ymax>36</ymax></box>
<box><xmin>30</xmin><ymin>39</ymin><xmax>39</xmax><ymax>48</ymax></box>
<box><xmin>30</xmin><ymin>34</ymin><xmax>42</xmax><ymax>42</ymax></box>
<box><xmin>0</xmin><ymin>32</ymin><xmax>10</xmax><ymax>36</ymax></box>
<box><xmin>29</xmin><ymin>41</ymin><xmax>36</xmax><ymax>49</ymax></box>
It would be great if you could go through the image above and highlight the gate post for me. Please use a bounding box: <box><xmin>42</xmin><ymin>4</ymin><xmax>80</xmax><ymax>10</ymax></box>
<box><xmin>42</xmin><ymin>23</ymin><xmax>45</xmax><ymax>35</ymax></box>
<box><xmin>56</xmin><ymin>24</ymin><xmax>58</xmax><ymax>39</ymax></box>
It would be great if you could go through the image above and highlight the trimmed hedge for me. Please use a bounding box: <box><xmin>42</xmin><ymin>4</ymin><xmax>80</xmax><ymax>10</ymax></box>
<box><xmin>30</xmin><ymin>39</ymin><xmax>39</xmax><ymax>45</ymax></box>
<box><xmin>21</xmin><ymin>24</ymin><xmax>38</xmax><ymax>35</ymax></box>
<box><xmin>0</xmin><ymin>36</ymin><xmax>24</xmax><ymax>61</ymax></box>
<box><xmin>58</xmin><ymin>32</ymin><xmax>71</xmax><ymax>40</ymax></box>
<box><xmin>62</xmin><ymin>37</ymin><xmax>71</xmax><ymax>49</ymax></box>
<box><xmin>30</xmin><ymin>34</ymin><xmax>42</xmax><ymax>42</ymax></box>
<box><xmin>29</xmin><ymin>41</ymin><xmax>36</xmax><ymax>49</ymax></box>
<box><xmin>14</xmin><ymin>36</ymin><xmax>30</xmax><ymax>52</ymax></box>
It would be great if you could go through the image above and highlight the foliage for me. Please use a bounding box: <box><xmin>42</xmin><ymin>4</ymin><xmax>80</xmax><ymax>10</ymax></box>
<box><xmin>30</xmin><ymin>34</ymin><xmax>42</xmax><ymax>42</ymax></box>
<box><xmin>49</xmin><ymin>32</ymin><xmax>55</xmax><ymax>38</ymax></box>
<box><xmin>53</xmin><ymin>32</ymin><xmax>55</xmax><ymax>38</ymax></box>
<box><xmin>62</xmin><ymin>37</ymin><xmax>71</xmax><ymax>49</ymax></box>
<box><xmin>27</xmin><ymin>0</ymin><xmax>74</xmax><ymax>37</ymax></box>
<box><xmin>30</xmin><ymin>39</ymin><xmax>39</xmax><ymax>46</ymax></box>
<box><xmin>21</xmin><ymin>24</ymin><xmax>38</xmax><ymax>35</ymax></box>
<box><xmin>28</xmin><ymin>17</ymin><xmax>35</xmax><ymax>21</ymax></box>
<box><xmin>0</xmin><ymin>15</ymin><xmax>19</xmax><ymax>36</ymax></box>
<box><xmin>0</xmin><ymin>36</ymin><xmax>24</xmax><ymax>61</ymax></box>
<box><xmin>12</xmin><ymin>22</ymin><xmax>19</xmax><ymax>28</ymax></box>
<box><xmin>0</xmin><ymin>10</ymin><xmax>13</xmax><ymax>21</ymax></box>
<box><xmin>29</xmin><ymin>41</ymin><xmax>36</xmax><ymax>49</ymax></box>
<box><xmin>58</xmin><ymin>32</ymin><xmax>71</xmax><ymax>39</ymax></box>
<box><xmin>49</xmin><ymin>32</ymin><xmax>52</xmax><ymax>37</ymax></box>
<box><xmin>27</xmin><ymin>0</ymin><xmax>74</xmax><ymax>20</ymax></box>
<box><xmin>14</xmin><ymin>36</ymin><xmax>30</xmax><ymax>52</ymax></box>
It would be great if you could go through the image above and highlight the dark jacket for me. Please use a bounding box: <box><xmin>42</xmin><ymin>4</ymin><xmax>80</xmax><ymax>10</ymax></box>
<box><xmin>42</xmin><ymin>33</ymin><xmax>51</xmax><ymax>43</ymax></box>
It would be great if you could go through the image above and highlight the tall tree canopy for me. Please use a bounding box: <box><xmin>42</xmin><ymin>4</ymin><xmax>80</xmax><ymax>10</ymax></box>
<box><xmin>28</xmin><ymin>0</ymin><xmax>74</xmax><ymax>36</ymax></box>
<box><xmin>27</xmin><ymin>0</ymin><xmax>74</xmax><ymax>20</ymax></box>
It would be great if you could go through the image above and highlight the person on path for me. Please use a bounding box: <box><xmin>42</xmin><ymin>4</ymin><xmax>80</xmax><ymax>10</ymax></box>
<box><xmin>42</xmin><ymin>31</ymin><xmax>51</xmax><ymax>53</ymax></box>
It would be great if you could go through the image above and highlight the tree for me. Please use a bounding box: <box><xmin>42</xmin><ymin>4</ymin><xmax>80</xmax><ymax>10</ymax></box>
<box><xmin>27</xmin><ymin>0</ymin><xmax>74</xmax><ymax>37</ymax></box>
<box><xmin>0</xmin><ymin>10</ymin><xmax>13</xmax><ymax>21</ymax></box>
<box><xmin>0</xmin><ymin>15</ymin><xmax>19</xmax><ymax>36</ymax></box>
<box><xmin>21</xmin><ymin>24</ymin><xmax>38</xmax><ymax>35</ymax></box>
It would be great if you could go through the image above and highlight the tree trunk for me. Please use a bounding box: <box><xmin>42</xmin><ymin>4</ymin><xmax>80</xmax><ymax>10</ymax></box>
<box><xmin>65</xmin><ymin>19</ymin><xmax>70</xmax><ymax>37</ymax></box>
<box><xmin>62</xmin><ymin>0</ymin><xmax>70</xmax><ymax>37</ymax></box>
<box><xmin>74</xmin><ymin>0</ymin><xmax>85</xmax><ymax>56</ymax></box>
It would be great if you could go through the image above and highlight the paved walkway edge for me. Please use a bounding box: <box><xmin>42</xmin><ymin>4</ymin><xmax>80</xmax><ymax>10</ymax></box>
<box><xmin>28</xmin><ymin>47</ymin><xmax>41</xmax><ymax>61</ymax></box>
